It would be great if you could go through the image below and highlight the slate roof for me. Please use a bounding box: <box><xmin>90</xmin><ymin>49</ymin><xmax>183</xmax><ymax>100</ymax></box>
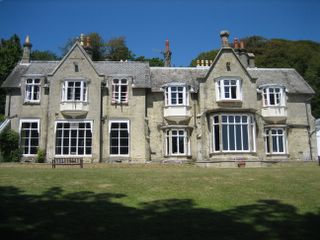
<box><xmin>2</xmin><ymin>61</ymin><xmax>315</xmax><ymax>96</ymax></box>
<box><xmin>150</xmin><ymin>67</ymin><xmax>207</xmax><ymax>92</ymax></box>
<box><xmin>93</xmin><ymin>61</ymin><xmax>150</xmax><ymax>88</ymax></box>
<box><xmin>2</xmin><ymin>61</ymin><xmax>59</xmax><ymax>88</ymax></box>
<box><xmin>248</xmin><ymin>68</ymin><xmax>315</xmax><ymax>94</ymax></box>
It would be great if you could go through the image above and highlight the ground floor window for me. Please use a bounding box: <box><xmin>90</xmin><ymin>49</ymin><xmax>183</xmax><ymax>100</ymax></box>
<box><xmin>20</xmin><ymin>120</ymin><xmax>40</xmax><ymax>155</ymax></box>
<box><xmin>109</xmin><ymin>120</ymin><xmax>129</xmax><ymax>155</ymax></box>
<box><xmin>166</xmin><ymin>129</ymin><xmax>189</xmax><ymax>156</ymax></box>
<box><xmin>265</xmin><ymin>128</ymin><xmax>286</xmax><ymax>154</ymax></box>
<box><xmin>212</xmin><ymin>114</ymin><xmax>255</xmax><ymax>152</ymax></box>
<box><xmin>55</xmin><ymin>121</ymin><xmax>92</xmax><ymax>156</ymax></box>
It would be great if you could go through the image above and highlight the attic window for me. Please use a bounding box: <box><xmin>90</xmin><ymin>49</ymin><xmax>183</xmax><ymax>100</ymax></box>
<box><xmin>226</xmin><ymin>62</ymin><xmax>231</xmax><ymax>71</ymax></box>
<box><xmin>74</xmin><ymin>62</ymin><xmax>79</xmax><ymax>72</ymax></box>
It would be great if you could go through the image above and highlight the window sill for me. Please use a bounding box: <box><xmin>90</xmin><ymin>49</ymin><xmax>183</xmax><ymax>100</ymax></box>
<box><xmin>216</xmin><ymin>100</ymin><xmax>242</xmax><ymax>107</ymax></box>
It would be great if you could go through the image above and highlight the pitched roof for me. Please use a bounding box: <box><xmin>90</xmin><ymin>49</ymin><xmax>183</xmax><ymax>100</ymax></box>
<box><xmin>150</xmin><ymin>67</ymin><xmax>207</xmax><ymax>92</ymax></box>
<box><xmin>248</xmin><ymin>68</ymin><xmax>315</xmax><ymax>94</ymax></box>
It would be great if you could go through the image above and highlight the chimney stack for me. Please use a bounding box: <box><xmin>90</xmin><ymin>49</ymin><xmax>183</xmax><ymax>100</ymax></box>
<box><xmin>234</xmin><ymin>38</ymin><xmax>239</xmax><ymax>50</ymax></box>
<box><xmin>80</xmin><ymin>34</ymin><xmax>93</xmax><ymax>59</ymax></box>
<box><xmin>21</xmin><ymin>35</ymin><xmax>32</xmax><ymax>64</ymax></box>
<box><xmin>163</xmin><ymin>39</ymin><xmax>172</xmax><ymax>67</ymax></box>
<box><xmin>220</xmin><ymin>30</ymin><xmax>230</xmax><ymax>47</ymax></box>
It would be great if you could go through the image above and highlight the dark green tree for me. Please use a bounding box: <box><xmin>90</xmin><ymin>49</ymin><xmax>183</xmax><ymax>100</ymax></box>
<box><xmin>0</xmin><ymin>129</ymin><xmax>21</xmax><ymax>162</ymax></box>
<box><xmin>105</xmin><ymin>36</ymin><xmax>134</xmax><ymax>61</ymax></box>
<box><xmin>31</xmin><ymin>50</ymin><xmax>59</xmax><ymax>61</ymax></box>
<box><xmin>190</xmin><ymin>50</ymin><xmax>219</xmax><ymax>67</ymax></box>
<box><xmin>0</xmin><ymin>35</ymin><xmax>22</xmax><ymax>114</ymax></box>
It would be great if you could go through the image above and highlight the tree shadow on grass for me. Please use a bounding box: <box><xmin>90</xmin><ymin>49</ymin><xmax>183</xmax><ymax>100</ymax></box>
<box><xmin>0</xmin><ymin>186</ymin><xmax>319</xmax><ymax>240</ymax></box>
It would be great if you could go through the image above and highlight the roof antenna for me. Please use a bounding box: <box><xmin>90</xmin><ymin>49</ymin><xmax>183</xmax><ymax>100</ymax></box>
<box><xmin>162</xmin><ymin>39</ymin><xmax>172</xmax><ymax>67</ymax></box>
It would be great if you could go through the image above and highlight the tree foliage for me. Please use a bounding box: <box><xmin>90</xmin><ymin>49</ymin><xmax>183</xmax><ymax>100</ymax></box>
<box><xmin>31</xmin><ymin>50</ymin><xmax>59</xmax><ymax>61</ymax></box>
<box><xmin>0</xmin><ymin>129</ymin><xmax>21</xmax><ymax>162</ymax></box>
<box><xmin>134</xmin><ymin>56</ymin><xmax>164</xmax><ymax>67</ymax></box>
<box><xmin>105</xmin><ymin>36</ymin><xmax>134</xmax><ymax>61</ymax></box>
<box><xmin>190</xmin><ymin>37</ymin><xmax>320</xmax><ymax>118</ymax></box>
<box><xmin>0</xmin><ymin>35</ymin><xmax>22</xmax><ymax>114</ymax></box>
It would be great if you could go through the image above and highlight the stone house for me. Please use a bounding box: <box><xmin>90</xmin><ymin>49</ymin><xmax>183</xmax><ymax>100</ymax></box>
<box><xmin>1</xmin><ymin>31</ymin><xmax>317</xmax><ymax>166</ymax></box>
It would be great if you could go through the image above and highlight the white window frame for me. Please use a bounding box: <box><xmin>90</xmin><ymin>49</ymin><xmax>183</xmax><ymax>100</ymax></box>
<box><xmin>112</xmin><ymin>79</ymin><xmax>128</xmax><ymax>104</ymax></box>
<box><xmin>25</xmin><ymin>78</ymin><xmax>41</xmax><ymax>102</ymax></box>
<box><xmin>55</xmin><ymin>121</ymin><xmax>93</xmax><ymax>156</ymax></box>
<box><xmin>212</xmin><ymin>114</ymin><xmax>256</xmax><ymax>153</ymax></box>
<box><xmin>165</xmin><ymin>86</ymin><xmax>189</xmax><ymax>106</ymax></box>
<box><xmin>216</xmin><ymin>79</ymin><xmax>242</xmax><ymax>101</ymax></box>
<box><xmin>264</xmin><ymin>128</ymin><xmax>287</xmax><ymax>154</ymax></box>
<box><xmin>109</xmin><ymin>120</ymin><xmax>130</xmax><ymax>156</ymax></box>
<box><xmin>262</xmin><ymin>86</ymin><xmax>286</xmax><ymax>107</ymax></box>
<box><xmin>19</xmin><ymin>119</ymin><xmax>40</xmax><ymax>156</ymax></box>
<box><xmin>165</xmin><ymin>129</ymin><xmax>190</xmax><ymax>156</ymax></box>
<box><xmin>61</xmin><ymin>80</ymin><xmax>87</xmax><ymax>102</ymax></box>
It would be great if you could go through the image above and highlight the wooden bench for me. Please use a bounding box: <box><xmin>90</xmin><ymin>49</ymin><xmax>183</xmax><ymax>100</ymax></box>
<box><xmin>52</xmin><ymin>158</ymin><xmax>83</xmax><ymax>168</ymax></box>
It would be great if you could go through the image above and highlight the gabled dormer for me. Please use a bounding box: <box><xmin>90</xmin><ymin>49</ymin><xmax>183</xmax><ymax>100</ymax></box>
<box><xmin>200</xmin><ymin>31</ymin><xmax>257</xmax><ymax>111</ymax></box>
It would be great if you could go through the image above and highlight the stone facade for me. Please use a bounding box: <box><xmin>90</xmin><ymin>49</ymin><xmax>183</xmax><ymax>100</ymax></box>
<box><xmin>1</xmin><ymin>31</ymin><xmax>317</xmax><ymax>166</ymax></box>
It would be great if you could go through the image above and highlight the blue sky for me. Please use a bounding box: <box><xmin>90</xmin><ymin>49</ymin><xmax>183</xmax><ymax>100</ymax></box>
<box><xmin>0</xmin><ymin>0</ymin><xmax>319</xmax><ymax>66</ymax></box>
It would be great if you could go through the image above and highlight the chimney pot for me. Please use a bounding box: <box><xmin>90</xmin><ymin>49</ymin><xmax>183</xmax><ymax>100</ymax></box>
<box><xmin>22</xmin><ymin>35</ymin><xmax>32</xmax><ymax>63</ymax></box>
<box><xmin>240</xmin><ymin>40</ymin><xmax>245</xmax><ymax>49</ymax></box>
<box><xmin>234</xmin><ymin>38</ymin><xmax>239</xmax><ymax>49</ymax></box>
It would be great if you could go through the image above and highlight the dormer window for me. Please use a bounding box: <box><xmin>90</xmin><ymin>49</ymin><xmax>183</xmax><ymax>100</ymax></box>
<box><xmin>62</xmin><ymin>80</ymin><xmax>87</xmax><ymax>102</ymax></box>
<box><xmin>216</xmin><ymin>79</ymin><xmax>242</xmax><ymax>101</ymax></box>
<box><xmin>262</xmin><ymin>86</ymin><xmax>286</xmax><ymax>107</ymax></box>
<box><xmin>164</xmin><ymin>85</ymin><xmax>189</xmax><ymax>106</ymax></box>
<box><xmin>25</xmin><ymin>78</ymin><xmax>40</xmax><ymax>102</ymax></box>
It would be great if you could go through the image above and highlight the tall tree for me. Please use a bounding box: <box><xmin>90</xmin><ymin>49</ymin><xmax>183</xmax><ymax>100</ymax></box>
<box><xmin>0</xmin><ymin>35</ymin><xmax>22</xmax><ymax>114</ymax></box>
<box><xmin>105</xmin><ymin>36</ymin><xmax>134</xmax><ymax>61</ymax></box>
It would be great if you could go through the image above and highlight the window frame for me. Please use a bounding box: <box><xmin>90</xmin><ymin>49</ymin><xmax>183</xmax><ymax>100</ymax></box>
<box><xmin>212</xmin><ymin>114</ymin><xmax>256</xmax><ymax>153</ymax></box>
<box><xmin>164</xmin><ymin>86</ymin><xmax>189</xmax><ymax>106</ymax></box>
<box><xmin>19</xmin><ymin>119</ymin><xmax>40</xmax><ymax>156</ymax></box>
<box><xmin>109</xmin><ymin>120</ymin><xmax>130</xmax><ymax>156</ymax></box>
<box><xmin>216</xmin><ymin>79</ymin><xmax>242</xmax><ymax>101</ymax></box>
<box><xmin>25</xmin><ymin>78</ymin><xmax>41</xmax><ymax>103</ymax></box>
<box><xmin>61</xmin><ymin>80</ymin><xmax>87</xmax><ymax>102</ymax></box>
<box><xmin>55</xmin><ymin>120</ymin><xmax>93</xmax><ymax>156</ymax></box>
<box><xmin>112</xmin><ymin>79</ymin><xmax>128</xmax><ymax>104</ymax></box>
<box><xmin>264</xmin><ymin>128</ymin><xmax>287</xmax><ymax>155</ymax></box>
<box><xmin>262</xmin><ymin>86</ymin><xmax>286</xmax><ymax>107</ymax></box>
<box><xmin>165</xmin><ymin>128</ymin><xmax>190</xmax><ymax>156</ymax></box>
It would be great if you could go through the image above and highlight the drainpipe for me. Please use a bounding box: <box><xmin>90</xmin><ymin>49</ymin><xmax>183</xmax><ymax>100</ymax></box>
<box><xmin>100</xmin><ymin>81</ymin><xmax>106</xmax><ymax>163</ymax></box>
<box><xmin>305</xmin><ymin>96</ymin><xmax>313</xmax><ymax>160</ymax></box>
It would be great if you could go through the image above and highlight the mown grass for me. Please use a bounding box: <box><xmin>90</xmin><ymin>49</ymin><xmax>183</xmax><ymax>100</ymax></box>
<box><xmin>0</xmin><ymin>163</ymin><xmax>319</xmax><ymax>239</ymax></box>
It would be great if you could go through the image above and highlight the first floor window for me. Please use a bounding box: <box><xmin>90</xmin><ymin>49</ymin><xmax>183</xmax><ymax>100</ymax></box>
<box><xmin>265</xmin><ymin>128</ymin><xmax>286</xmax><ymax>154</ymax></box>
<box><xmin>166</xmin><ymin>129</ymin><xmax>189</xmax><ymax>155</ymax></box>
<box><xmin>262</xmin><ymin>86</ymin><xmax>285</xmax><ymax>107</ymax></box>
<box><xmin>20</xmin><ymin>120</ymin><xmax>39</xmax><ymax>155</ymax></box>
<box><xmin>62</xmin><ymin>80</ymin><xmax>87</xmax><ymax>102</ymax></box>
<box><xmin>216</xmin><ymin>79</ymin><xmax>241</xmax><ymax>101</ymax></box>
<box><xmin>112</xmin><ymin>79</ymin><xmax>128</xmax><ymax>103</ymax></box>
<box><xmin>165</xmin><ymin>86</ymin><xmax>188</xmax><ymax>106</ymax></box>
<box><xmin>110</xmin><ymin>121</ymin><xmax>129</xmax><ymax>155</ymax></box>
<box><xmin>25</xmin><ymin>78</ymin><xmax>40</xmax><ymax>102</ymax></box>
<box><xmin>212</xmin><ymin>114</ymin><xmax>255</xmax><ymax>152</ymax></box>
<box><xmin>55</xmin><ymin>121</ymin><xmax>92</xmax><ymax>155</ymax></box>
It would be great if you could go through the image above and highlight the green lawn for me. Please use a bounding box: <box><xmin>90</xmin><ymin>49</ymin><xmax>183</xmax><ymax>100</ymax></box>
<box><xmin>0</xmin><ymin>163</ymin><xmax>319</xmax><ymax>240</ymax></box>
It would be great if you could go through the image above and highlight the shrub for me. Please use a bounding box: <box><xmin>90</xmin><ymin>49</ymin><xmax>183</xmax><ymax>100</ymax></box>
<box><xmin>36</xmin><ymin>149</ymin><xmax>46</xmax><ymax>163</ymax></box>
<box><xmin>0</xmin><ymin>129</ymin><xmax>21</xmax><ymax>162</ymax></box>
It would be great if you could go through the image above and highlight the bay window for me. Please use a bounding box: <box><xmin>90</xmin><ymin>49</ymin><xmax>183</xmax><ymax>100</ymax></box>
<box><xmin>262</xmin><ymin>86</ymin><xmax>286</xmax><ymax>107</ymax></box>
<box><xmin>212</xmin><ymin>114</ymin><xmax>255</xmax><ymax>152</ymax></box>
<box><xmin>164</xmin><ymin>85</ymin><xmax>189</xmax><ymax>106</ymax></box>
